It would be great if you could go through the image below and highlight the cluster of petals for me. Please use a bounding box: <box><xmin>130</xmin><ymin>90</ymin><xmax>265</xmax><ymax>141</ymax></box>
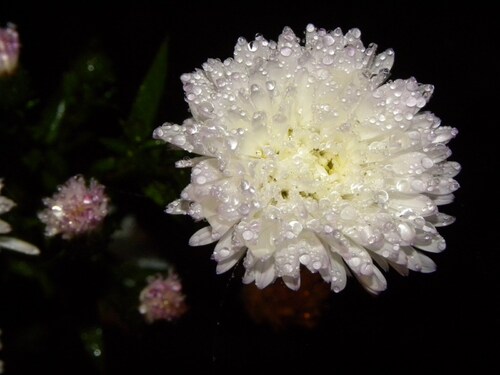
<box><xmin>38</xmin><ymin>175</ymin><xmax>109</xmax><ymax>240</ymax></box>
<box><xmin>139</xmin><ymin>273</ymin><xmax>188</xmax><ymax>323</ymax></box>
<box><xmin>154</xmin><ymin>25</ymin><xmax>459</xmax><ymax>293</ymax></box>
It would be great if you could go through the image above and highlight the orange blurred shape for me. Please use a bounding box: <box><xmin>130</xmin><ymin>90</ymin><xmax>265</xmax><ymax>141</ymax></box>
<box><xmin>242</xmin><ymin>269</ymin><xmax>331</xmax><ymax>330</ymax></box>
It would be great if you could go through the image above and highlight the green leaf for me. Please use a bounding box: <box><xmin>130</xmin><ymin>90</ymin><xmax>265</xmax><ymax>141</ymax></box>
<box><xmin>99</xmin><ymin>137</ymin><xmax>129</xmax><ymax>155</ymax></box>
<box><xmin>30</xmin><ymin>48</ymin><xmax>115</xmax><ymax>146</ymax></box>
<box><xmin>44</xmin><ymin>99</ymin><xmax>67</xmax><ymax>144</ymax></box>
<box><xmin>91</xmin><ymin>157</ymin><xmax>116</xmax><ymax>174</ymax></box>
<box><xmin>126</xmin><ymin>39</ymin><xmax>168</xmax><ymax>142</ymax></box>
<box><xmin>143</xmin><ymin>181</ymin><xmax>173</xmax><ymax>206</ymax></box>
<box><xmin>0</xmin><ymin>67</ymin><xmax>34</xmax><ymax>112</ymax></box>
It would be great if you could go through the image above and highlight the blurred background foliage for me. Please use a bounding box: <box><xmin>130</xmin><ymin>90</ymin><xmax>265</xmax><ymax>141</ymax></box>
<box><xmin>0</xmin><ymin>21</ymin><xmax>212</xmax><ymax>374</ymax></box>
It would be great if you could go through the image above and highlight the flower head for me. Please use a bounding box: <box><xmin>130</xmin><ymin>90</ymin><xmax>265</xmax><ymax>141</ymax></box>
<box><xmin>0</xmin><ymin>180</ymin><xmax>39</xmax><ymax>255</ymax></box>
<box><xmin>154</xmin><ymin>25</ymin><xmax>460</xmax><ymax>293</ymax></box>
<box><xmin>38</xmin><ymin>175</ymin><xmax>109</xmax><ymax>240</ymax></box>
<box><xmin>0</xmin><ymin>24</ymin><xmax>20</xmax><ymax>76</ymax></box>
<box><xmin>139</xmin><ymin>273</ymin><xmax>188</xmax><ymax>323</ymax></box>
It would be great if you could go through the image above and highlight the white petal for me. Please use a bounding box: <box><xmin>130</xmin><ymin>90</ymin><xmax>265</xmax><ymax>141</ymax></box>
<box><xmin>0</xmin><ymin>196</ymin><xmax>15</xmax><ymax>214</ymax></box>
<box><xmin>213</xmin><ymin>229</ymin><xmax>246</xmax><ymax>274</ymax></box>
<box><xmin>432</xmin><ymin>194</ymin><xmax>455</xmax><ymax>206</ymax></box>
<box><xmin>388</xmin><ymin>193</ymin><xmax>437</xmax><ymax>217</ymax></box>
<box><xmin>190</xmin><ymin>158</ymin><xmax>223</xmax><ymax>186</ymax></box>
<box><xmin>431</xmin><ymin>126</ymin><xmax>458</xmax><ymax>144</ymax></box>
<box><xmin>165</xmin><ymin>199</ymin><xmax>189</xmax><ymax>215</ymax></box>
<box><xmin>390</xmin><ymin>152</ymin><xmax>429</xmax><ymax>175</ymax></box>
<box><xmin>430</xmin><ymin>161</ymin><xmax>461</xmax><ymax>178</ymax></box>
<box><xmin>355</xmin><ymin>266</ymin><xmax>387</xmax><ymax>295</ymax></box>
<box><xmin>299</xmin><ymin>232</ymin><xmax>330</xmax><ymax>274</ymax></box>
<box><xmin>255</xmin><ymin>266</ymin><xmax>275</xmax><ymax>289</ymax></box>
<box><xmin>327</xmin><ymin>252</ymin><xmax>347</xmax><ymax>293</ymax></box>
<box><xmin>0</xmin><ymin>236</ymin><xmax>40</xmax><ymax>255</ymax></box>
<box><xmin>371</xmin><ymin>48</ymin><xmax>394</xmax><ymax>76</ymax></box>
<box><xmin>416</xmin><ymin>253</ymin><xmax>437</xmax><ymax>273</ymax></box>
<box><xmin>372</xmin><ymin>241</ymin><xmax>408</xmax><ymax>265</ymax></box>
<box><xmin>175</xmin><ymin>156</ymin><xmax>209</xmax><ymax>168</ymax></box>
<box><xmin>413</xmin><ymin>233</ymin><xmax>446</xmax><ymax>253</ymax></box>
<box><xmin>424</xmin><ymin>143</ymin><xmax>452</xmax><ymax>163</ymax></box>
<box><xmin>206</xmin><ymin>215</ymin><xmax>238</xmax><ymax>240</ymax></box>
<box><xmin>246</xmin><ymin>227</ymin><xmax>275</xmax><ymax>259</ymax></box>
<box><xmin>403</xmin><ymin>247</ymin><xmax>436</xmax><ymax>273</ymax></box>
<box><xmin>0</xmin><ymin>219</ymin><xmax>12</xmax><ymax>234</ymax></box>
<box><xmin>427</xmin><ymin>213</ymin><xmax>456</xmax><ymax>227</ymax></box>
<box><xmin>215</xmin><ymin>247</ymin><xmax>245</xmax><ymax>274</ymax></box>
<box><xmin>282</xmin><ymin>275</ymin><xmax>301</xmax><ymax>291</ymax></box>
<box><xmin>243</xmin><ymin>257</ymin><xmax>276</xmax><ymax>289</ymax></box>
<box><xmin>275</xmin><ymin>244</ymin><xmax>300</xmax><ymax>278</ymax></box>
<box><xmin>189</xmin><ymin>226</ymin><xmax>218</xmax><ymax>246</ymax></box>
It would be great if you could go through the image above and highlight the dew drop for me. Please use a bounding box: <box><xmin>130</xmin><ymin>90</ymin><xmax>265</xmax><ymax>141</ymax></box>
<box><xmin>421</xmin><ymin>157</ymin><xmax>434</xmax><ymax>169</ymax></box>
<box><xmin>324</xmin><ymin>35</ymin><xmax>335</xmax><ymax>46</ymax></box>
<box><xmin>241</xmin><ymin>180</ymin><xmax>250</xmax><ymax>190</ymax></box>
<box><xmin>360</xmin><ymin>263</ymin><xmax>373</xmax><ymax>275</ymax></box>
<box><xmin>173</xmin><ymin>134</ymin><xmax>186</xmax><ymax>146</ymax></box>
<box><xmin>266</xmin><ymin>81</ymin><xmax>276</xmax><ymax>91</ymax></box>
<box><xmin>280</xmin><ymin>47</ymin><xmax>292</xmax><ymax>57</ymax></box>
<box><xmin>242</xmin><ymin>230</ymin><xmax>254</xmax><ymax>241</ymax></box>
<box><xmin>345</xmin><ymin>45</ymin><xmax>356</xmax><ymax>57</ymax></box>
<box><xmin>438</xmin><ymin>239</ymin><xmax>446</xmax><ymax>251</ymax></box>
<box><xmin>349</xmin><ymin>257</ymin><xmax>361</xmax><ymax>267</ymax></box>
<box><xmin>340</xmin><ymin>206</ymin><xmax>357</xmax><ymax>220</ymax></box>
<box><xmin>195</xmin><ymin>175</ymin><xmax>207</xmax><ymax>185</ymax></box>
<box><xmin>154</xmin><ymin>128</ymin><xmax>164</xmax><ymax>138</ymax></box>
<box><xmin>299</xmin><ymin>254</ymin><xmax>311</xmax><ymax>265</ymax></box>
<box><xmin>406</xmin><ymin>97</ymin><xmax>417</xmax><ymax>107</ymax></box>
<box><xmin>228</xmin><ymin>138</ymin><xmax>238</xmax><ymax>150</ymax></box>
<box><xmin>247</xmin><ymin>42</ymin><xmax>258</xmax><ymax>52</ymax></box>
<box><xmin>322</xmin><ymin>56</ymin><xmax>334</xmax><ymax>65</ymax></box>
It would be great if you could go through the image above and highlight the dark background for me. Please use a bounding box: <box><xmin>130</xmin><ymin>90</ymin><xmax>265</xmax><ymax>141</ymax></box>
<box><xmin>0</xmin><ymin>1</ymin><xmax>497</xmax><ymax>374</ymax></box>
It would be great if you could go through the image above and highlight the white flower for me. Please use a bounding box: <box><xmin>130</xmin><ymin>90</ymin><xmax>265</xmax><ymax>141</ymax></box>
<box><xmin>0</xmin><ymin>180</ymin><xmax>39</xmax><ymax>255</ymax></box>
<box><xmin>154</xmin><ymin>25</ymin><xmax>460</xmax><ymax>293</ymax></box>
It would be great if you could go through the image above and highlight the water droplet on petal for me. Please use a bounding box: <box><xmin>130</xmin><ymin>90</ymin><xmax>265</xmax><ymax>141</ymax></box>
<box><xmin>280</xmin><ymin>47</ymin><xmax>292</xmax><ymax>57</ymax></box>
<box><xmin>299</xmin><ymin>254</ymin><xmax>311</xmax><ymax>265</ymax></box>
<box><xmin>266</xmin><ymin>81</ymin><xmax>276</xmax><ymax>91</ymax></box>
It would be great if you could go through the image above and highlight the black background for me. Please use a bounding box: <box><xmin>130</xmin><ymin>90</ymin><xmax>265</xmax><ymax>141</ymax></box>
<box><xmin>0</xmin><ymin>1</ymin><xmax>498</xmax><ymax>374</ymax></box>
